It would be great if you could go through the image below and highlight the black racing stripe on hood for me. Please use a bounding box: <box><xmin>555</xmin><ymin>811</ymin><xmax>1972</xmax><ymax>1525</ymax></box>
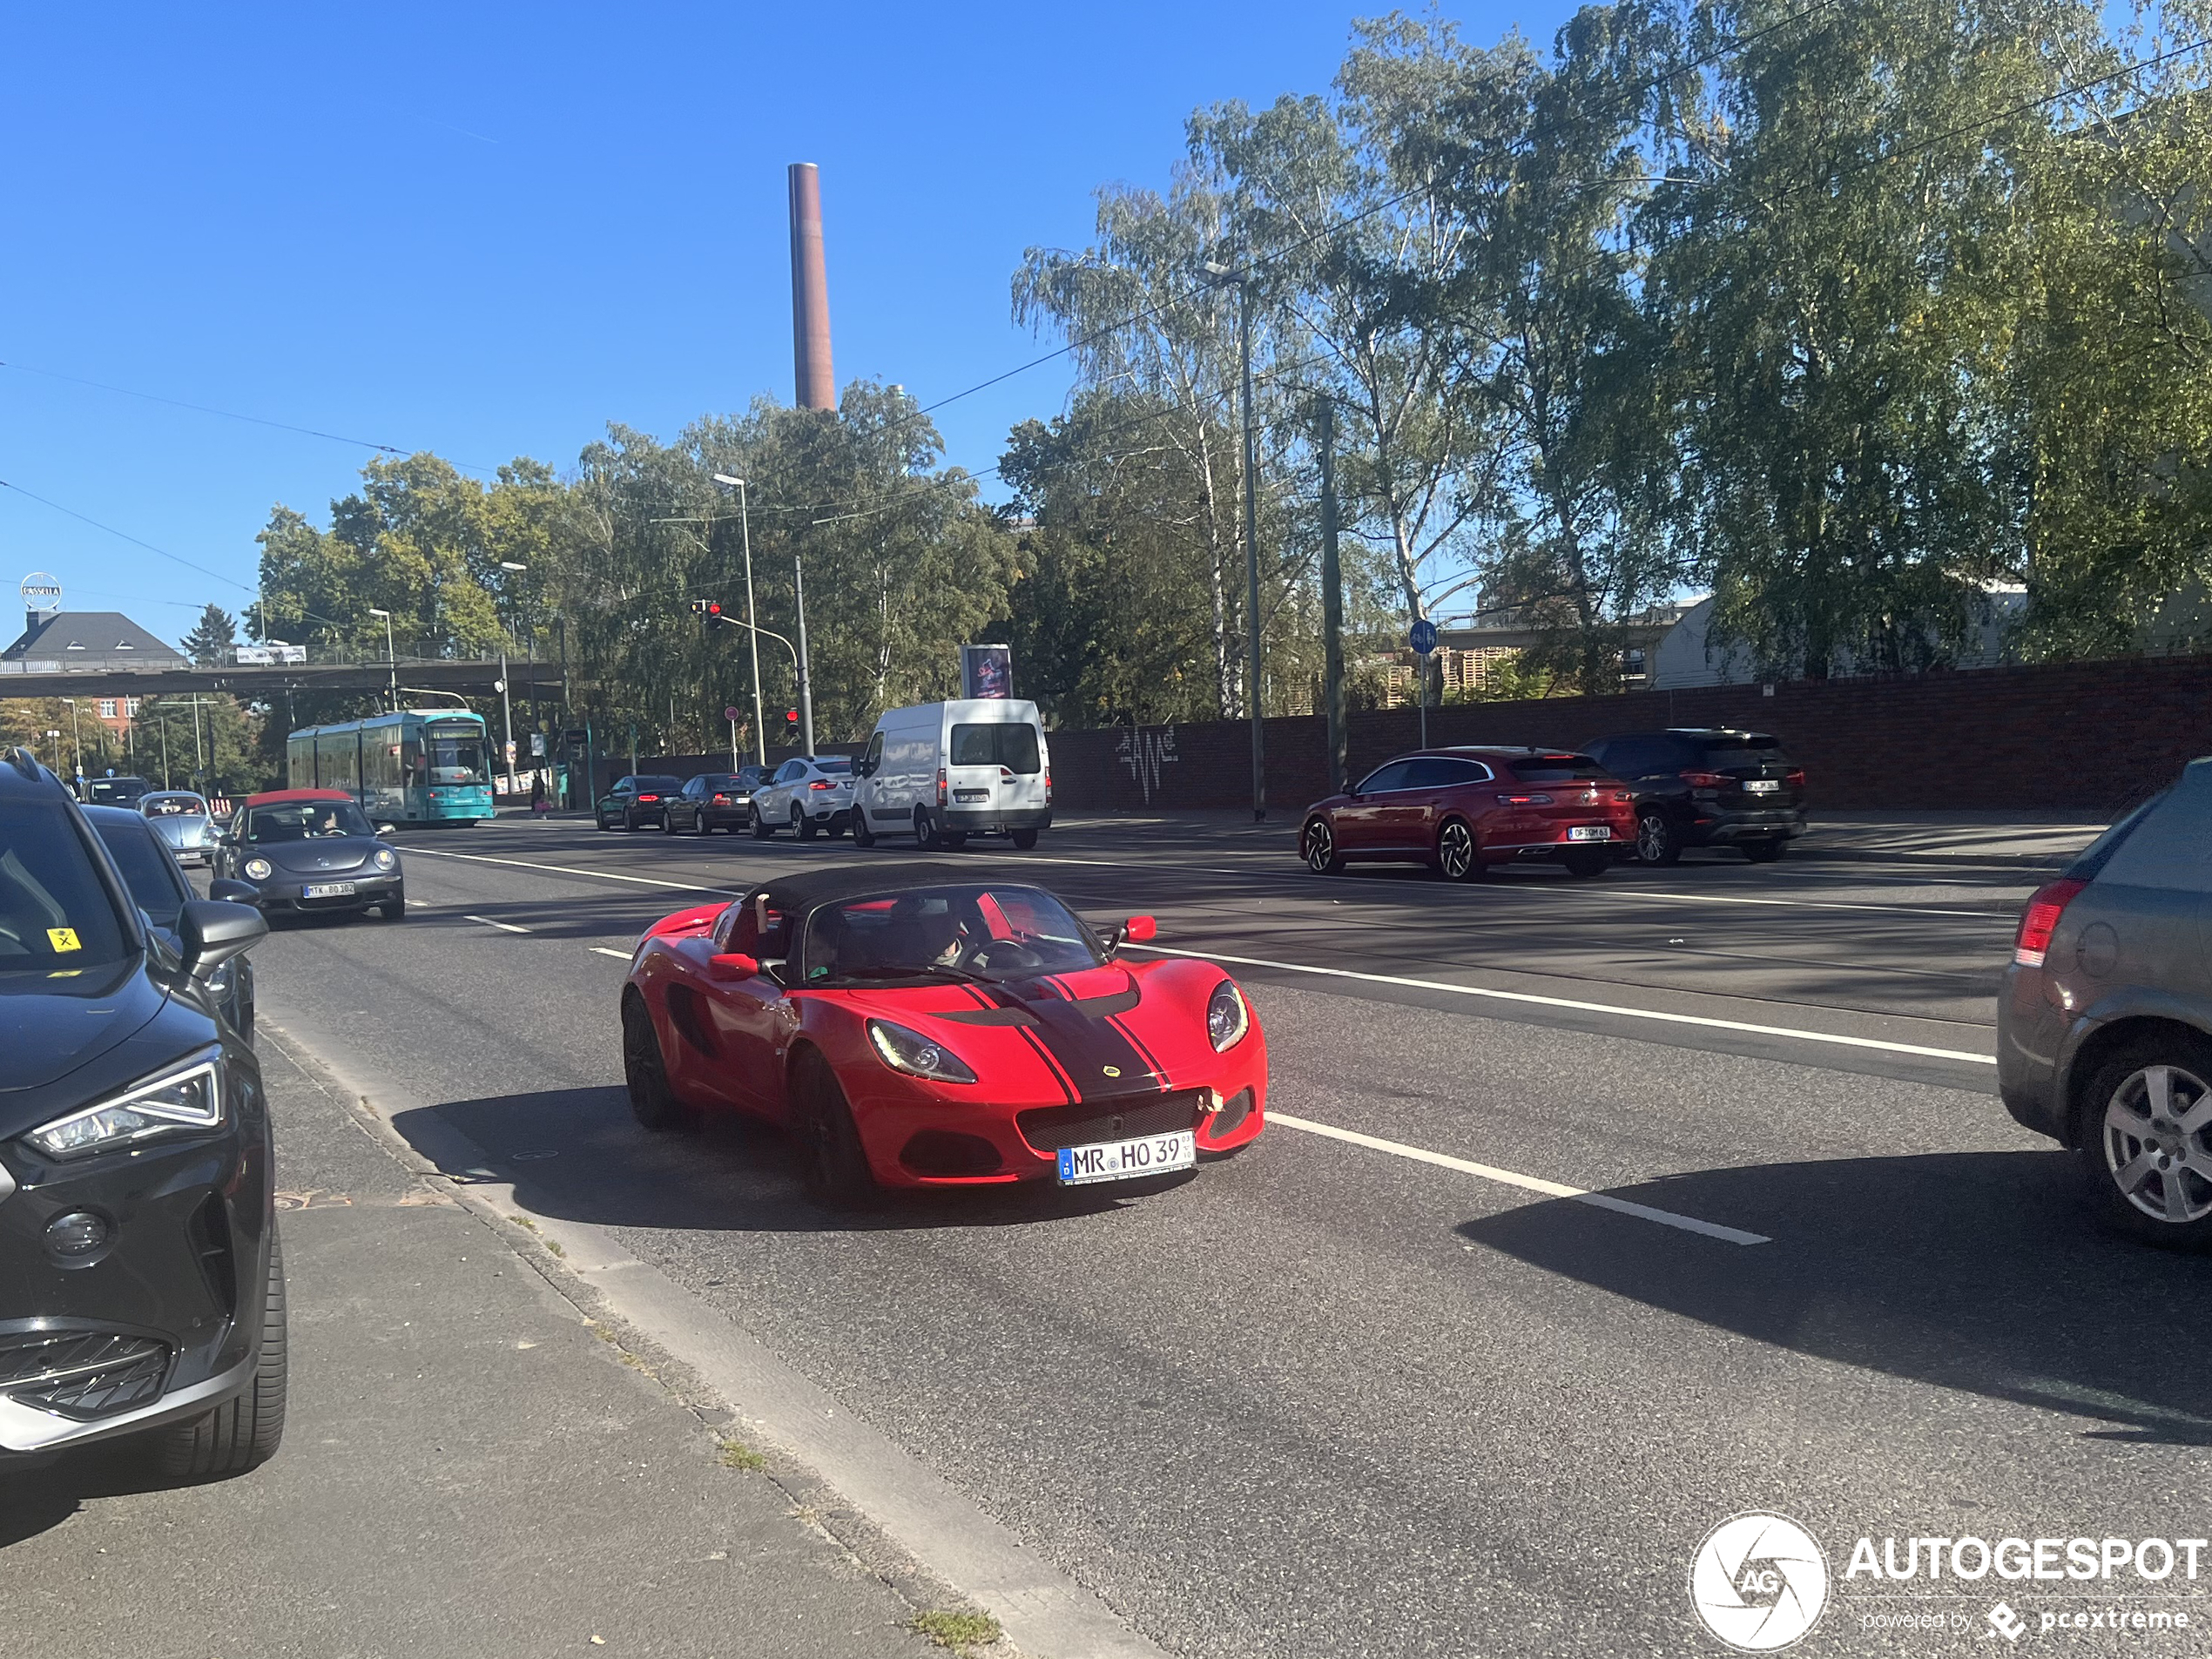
<box><xmin>1019</xmin><ymin>990</ymin><xmax>1158</xmax><ymax>1103</ymax></box>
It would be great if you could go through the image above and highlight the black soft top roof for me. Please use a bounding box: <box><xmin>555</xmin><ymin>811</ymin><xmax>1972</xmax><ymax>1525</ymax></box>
<box><xmin>743</xmin><ymin>862</ymin><xmax>1031</xmax><ymax>917</ymax></box>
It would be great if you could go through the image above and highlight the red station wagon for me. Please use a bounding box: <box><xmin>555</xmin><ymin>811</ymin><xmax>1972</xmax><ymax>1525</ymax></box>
<box><xmin>1299</xmin><ymin>748</ymin><xmax>1637</xmax><ymax>881</ymax></box>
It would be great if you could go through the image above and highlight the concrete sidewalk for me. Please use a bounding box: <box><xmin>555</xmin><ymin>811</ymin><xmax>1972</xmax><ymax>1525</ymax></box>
<box><xmin>0</xmin><ymin>1045</ymin><xmax>955</xmax><ymax>1659</ymax></box>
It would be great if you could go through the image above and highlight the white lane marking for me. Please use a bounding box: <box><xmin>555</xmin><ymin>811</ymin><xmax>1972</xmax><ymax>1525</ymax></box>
<box><xmin>408</xmin><ymin>845</ymin><xmax>737</xmax><ymax>895</ymax></box>
<box><xmin>1270</xmin><ymin>1111</ymin><xmax>1770</xmax><ymax>1245</ymax></box>
<box><xmin>464</xmin><ymin>914</ymin><xmax>532</xmax><ymax>934</ymax></box>
<box><xmin>1010</xmin><ymin>852</ymin><xmax>2015</xmax><ymax>921</ymax></box>
<box><xmin>589</xmin><ymin>947</ymin><xmax>632</xmax><ymax>960</ymax></box>
<box><xmin>1127</xmin><ymin>943</ymin><xmax>1996</xmax><ymax>1065</ymax></box>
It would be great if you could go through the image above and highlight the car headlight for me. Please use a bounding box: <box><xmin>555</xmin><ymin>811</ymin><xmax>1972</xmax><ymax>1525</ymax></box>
<box><xmin>373</xmin><ymin>847</ymin><xmax>397</xmax><ymax>870</ymax></box>
<box><xmin>1206</xmin><ymin>981</ymin><xmax>1249</xmax><ymax>1051</ymax></box>
<box><xmin>244</xmin><ymin>857</ymin><xmax>273</xmax><ymax>880</ymax></box>
<box><xmin>867</xmin><ymin>1020</ymin><xmax>978</xmax><ymax>1084</ymax></box>
<box><xmin>25</xmin><ymin>1047</ymin><xmax>225</xmax><ymax>1160</ymax></box>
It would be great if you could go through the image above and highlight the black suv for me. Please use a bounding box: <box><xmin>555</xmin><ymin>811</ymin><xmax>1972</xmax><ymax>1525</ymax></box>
<box><xmin>0</xmin><ymin>748</ymin><xmax>283</xmax><ymax>1479</ymax></box>
<box><xmin>1581</xmin><ymin>728</ymin><xmax>1806</xmax><ymax>865</ymax></box>
<box><xmin>596</xmin><ymin>774</ymin><xmax>684</xmax><ymax>832</ymax></box>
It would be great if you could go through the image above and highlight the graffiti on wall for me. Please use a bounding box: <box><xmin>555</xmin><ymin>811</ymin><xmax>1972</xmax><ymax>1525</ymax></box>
<box><xmin>1116</xmin><ymin>725</ymin><xmax>1179</xmax><ymax>804</ymax></box>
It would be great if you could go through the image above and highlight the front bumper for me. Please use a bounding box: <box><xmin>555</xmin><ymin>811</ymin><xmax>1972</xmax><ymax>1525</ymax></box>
<box><xmin>251</xmin><ymin>876</ymin><xmax>402</xmax><ymax>914</ymax></box>
<box><xmin>0</xmin><ymin>1119</ymin><xmax>269</xmax><ymax>1457</ymax></box>
<box><xmin>940</xmin><ymin>806</ymin><xmax>1053</xmax><ymax>834</ymax></box>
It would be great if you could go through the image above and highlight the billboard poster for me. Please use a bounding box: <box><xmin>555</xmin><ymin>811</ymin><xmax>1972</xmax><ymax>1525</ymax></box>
<box><xmin>961</xmin><ymin>644</ymin><xmax>1013</xmax><ymax>700</ymax></box>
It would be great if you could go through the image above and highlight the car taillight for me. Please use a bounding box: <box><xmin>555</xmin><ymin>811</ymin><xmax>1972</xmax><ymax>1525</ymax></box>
<box><xmin>639</xmin><ymin>794</ymin><xmax>659</xmax><ymax>802</ymax></box>
<box><xmin>936</xmin><ymin>767</ymin><xmax>948</xmax><ymax>806</ymax></box>
<box><xmin>2014</xmin><ymin>878</ymin><xmax>2088</xmax><ymax>968</ymax></box>
<box><xmin>1612</xmin><ymin>790</ymin><xmax>1632</xmax><ymax>803</ymax></box>
<box><xmin>1680</xmin><ymin>771</ymin><xmax>1723</xmax><ymax>788</ymax></box>
<box><xmin>1784</xmin><ymin>769</ymin><xmax>1805</xmax><ymax>787</ymax></box>
<box><xmin>711</xmin><ymin>793</ymin><xmax>731</xmax><ymax>803</ymax></box>
<box><xmin>1496</xmin><ymin>792</ymin><xmax>1554</xmax><ymax>806</ymax></box>
<box><xmin>809</xmin><ymin>779</ymin><xmax>833</xmax><ymax>791</ymax></box>
<box><xmin>1044</xmin><ymin>766</ymin><xmax>1052</xmax><ymax>805</ymax></box>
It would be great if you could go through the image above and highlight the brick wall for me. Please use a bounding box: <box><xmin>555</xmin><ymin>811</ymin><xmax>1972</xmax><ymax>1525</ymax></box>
<box><xmin>1048</xmin><ymin>655</ymin><xmax>2212</xmax><ymax>814</ymax></box>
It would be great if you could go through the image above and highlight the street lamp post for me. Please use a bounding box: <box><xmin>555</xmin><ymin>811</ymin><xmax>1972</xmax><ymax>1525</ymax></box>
<box><xmin>61</xmin><ymin>698</ymin><xmax>84</xmax><ymax>788</ymax></box>
<box><xmin>711</xmin><ymin>475</ymin><xmax>768</xmax><ymax>765</ymax></box>
<box><xmin>44</xmin><ymin>730</ymin><xmax>60</xmax><ymax>777</ymax></box>
<box><xmin>368</xmin><ymin>608</ymin><xmax>396</xmax><ymax>711</ymax></box>
<box><xmin>1203</xmin><ymin>257</ymin><xmax>1265</xmax><ymax>824</ymax></box>
<box><xmin>497</xmin><ymin>561</ymin><xmax>528</xmax><ymax>792</ymax></box>
<box><xmin>792</xmin><ymin>551</ymin><xmax>814</xmax><ymax>756</ymax></box>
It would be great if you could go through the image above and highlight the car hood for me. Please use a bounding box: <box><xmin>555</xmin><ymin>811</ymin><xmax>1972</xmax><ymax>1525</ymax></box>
<box><xmin>0</xmin><ymin>961</ymin><xmax>169</xmax><ymax>1112</ymax></box>
<box><xmin>152</xmin><ymin>816</ymin><xmax>211</xmax><ymax>843</ymax></box>
<box><xmin>252</xmin><ymin>838</ymin><xmax>379</xmax><ymax>874</ymax></box>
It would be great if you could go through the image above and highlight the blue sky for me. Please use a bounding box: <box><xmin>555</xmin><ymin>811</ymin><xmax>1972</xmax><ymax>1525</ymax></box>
<box><xmin>1</xmin><ymin>0</ymin><xmax>1575</xmax><ymax>646</ymax></box>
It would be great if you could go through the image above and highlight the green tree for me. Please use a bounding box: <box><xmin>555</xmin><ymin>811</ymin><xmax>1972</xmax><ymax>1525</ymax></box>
<box><xmin>182</xmin><ymin>604</ymin><xmax>238</xmax><ymax>665</ymax></box>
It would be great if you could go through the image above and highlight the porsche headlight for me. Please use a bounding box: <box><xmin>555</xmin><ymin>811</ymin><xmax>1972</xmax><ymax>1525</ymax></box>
<box><xmin>25</xmin><ymin>1048</ymin><xmax>225</xmax><ymax>1160</ymax></box>
<box><xmin>1206</xmin><ymin>981</ymin><xmax>1250</xmax><ymax>1051</ymax></box>
<box><xmin>373</xmin><ymin>847</ymin><xmax>397</xmax><ymax>870</ymax></box>
<box><xmin>867</xmin><ymin>1020</ymin><xmax>977</xmax><ymax>1084</ymax></box>
<box><xmin>243</xmin><ymin>857</ymin><xmax>273</xmax><ymax>880</ymax></box>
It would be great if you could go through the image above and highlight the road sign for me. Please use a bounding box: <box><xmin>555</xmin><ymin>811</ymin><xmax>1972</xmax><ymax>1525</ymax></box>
<box><xmin>724</xmin><ymin>705</ymin><xmax>742</xmax><ymax>723</ymax></box>
<box><xmin>1408</xmin><ymin>617</ymin><xmax>1438</xmax><ymax>655</ymax></box>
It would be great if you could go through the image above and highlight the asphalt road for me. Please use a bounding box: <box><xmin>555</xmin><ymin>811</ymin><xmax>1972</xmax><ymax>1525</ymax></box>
<box><xmin>244</xmin><ymin>814</ymin><xmax>2212</xmax><ymax>1657</ymax></box>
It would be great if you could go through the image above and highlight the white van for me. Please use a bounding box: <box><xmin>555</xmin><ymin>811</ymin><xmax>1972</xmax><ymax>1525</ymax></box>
<box><xmin>852</xmin><ymin>699</ymin><xmax>1051</xmax><ymax>850</ymax></box>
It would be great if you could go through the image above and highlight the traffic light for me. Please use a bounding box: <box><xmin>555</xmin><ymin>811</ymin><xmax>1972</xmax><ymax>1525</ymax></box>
<box><xmin>689</xmin><ymin>599</ymin><xmax>723</xmax><ymax>620</ymax></box>
<box><xmin>784</xmin><ymin>709</ymin><xmax>799</xmax><ymax>731</ymax></box>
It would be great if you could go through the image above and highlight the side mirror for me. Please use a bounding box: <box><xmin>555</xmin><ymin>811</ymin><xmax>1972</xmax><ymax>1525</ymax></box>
<box><xmin>179</xmin><ymin>898</ymin><xmax>266</xmax><ymax>981</ymax></box>
<box><xmin>207</xmin><ymin>878</ymin><xmax>259</xmax><ymax>905</ymax></box>
<box><xmin>709</xmin><ymin>952</ymin><xmax>759</xmax><ymax>980</ymax></box>
<box><xmin>375</xmin><ymin>823</ymin><xmax>396</xmax><ymax>838</ymax></box>
<box><xmin>1113</xmin><ymin>915</ymin><xmax>1157</xmax><ymax>951</ymax></box>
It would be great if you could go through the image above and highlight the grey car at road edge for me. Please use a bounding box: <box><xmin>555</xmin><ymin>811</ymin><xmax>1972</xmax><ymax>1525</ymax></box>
<box><xmin>1998</xmin><ymin>759</ymin><xmax>2212</xmax><ymax>1246</ymax></box>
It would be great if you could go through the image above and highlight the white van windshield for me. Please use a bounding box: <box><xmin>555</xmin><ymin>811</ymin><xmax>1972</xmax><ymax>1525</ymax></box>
<box><xmin>950</xmin><ymin>724</ymin><xmax>1041</xmax><ymax>773</ymax></box>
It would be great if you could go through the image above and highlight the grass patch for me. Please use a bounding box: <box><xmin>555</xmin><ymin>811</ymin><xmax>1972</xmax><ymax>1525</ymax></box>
<box><xmin>717</xmin><ymin>1438</ymin><xmax>766</xmax><ymax>1472</ymax></box>
<box><xmin>543</xmin><ymin>1238</ymin><xmax>564</xmax><ymax>1258</ymax></box>
<box><xmin>908</xmin><ymin>1610</ymin><xmax>1001</xmax><ymax>1655</ymax></box>
<box><xmin>509</xmin><ymin>1214</ymin><xmax>537</xmax><ymax>1231</ymax></box>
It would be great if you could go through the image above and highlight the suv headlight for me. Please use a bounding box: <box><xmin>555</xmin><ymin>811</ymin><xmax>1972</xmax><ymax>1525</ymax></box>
<box><xmin>244</xmin><ymin>857</ymin><xmax>273</xmax><ymax>880</ymax></box>
<box><xmin>25</xmin><ymin>1047</ymin><xmax>225</xmax><ymax>1160</ymax></box>
<box><xmin>1206</xmin><ymin>981</ymin><xmax>1250</xmax><ymax>1051</ymax></box>
<box><xmin>867</xmin><ymin>1020</ymin><xmax>977</xmax><ymax>1084</ymax></box>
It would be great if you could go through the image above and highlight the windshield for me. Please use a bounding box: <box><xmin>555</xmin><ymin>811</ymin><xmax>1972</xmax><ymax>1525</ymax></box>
<box><xmin>634</xmin><ymin>776</ymin><xmax>682</xmax><ymax>792</ymax></box>
<box><xmin>91</xmin><ymin>816</ymin><xmax>190</xmax><ymax>929</ymax></box>
<box><xmin>143</xmin><ymin>793</ymin><xmax>209</xmax><ymax>819</ymax></box>
<box><xmin>426</xmin><ymin>727</ymin><xmax>488</xmax><ymax>786</ymax></box>
<box><xmin>0</xmin><ymin>802</ymin><xmax>130</xmax><ymax>973</ymax></box>
<box><xmin>1696</xmin><ymin>741</ymin><xmax>1790</xmax><ymax>770</ymax></box>
<box><xmin>803</xmin><ymin>885</ymin><xmax>1103</xmax><ymax>984</ymax></box>
<box><xmin>949</xmin><ymin>724</ymin><xmax>1042</xmax><ymax>773</ymax></box>
<box><xmin>246</xmin><ymin>800</ymin><xmax>375</xmax><ymax>842</ymax></box>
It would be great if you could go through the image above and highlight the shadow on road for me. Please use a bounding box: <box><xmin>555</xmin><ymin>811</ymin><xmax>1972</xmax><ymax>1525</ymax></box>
<box><xmin>0</xmin><ymin>1443</ymin><xmax>200</xmax><ymax>1548</ymax></box>
<box><xmin>1460</xmin><ymin>1148</ymin><xmax>2212</xmax><ymax>1443</ymax></box>
<box><xmin>400</xmin><ymin>1087</ymin><xmax>1193</xmax><ymax>1236</ymax></box>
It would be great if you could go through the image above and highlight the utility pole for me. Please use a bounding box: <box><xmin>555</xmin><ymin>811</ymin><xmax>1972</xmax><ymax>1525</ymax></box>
<box><xmin>1317</xmin><ymin>399</ymin><xmax>1348</xmax><ymax>796</ymax></box>
<box><xmin>794</xmin><ymin>551</ymin><xmax>815</xmax><ymax>756</ymax></box>
<box><xmin>158</xmin><ymin>709</ymin><xmax>172</xmax><ymax>790</ymax></box>
<box><xmin>712</xmin><ymin>476</ymin><xmax>769</xmax><ymax>766</ymax></box>
<box><xmin>1204</xmin><ymin>260</ymin><xmax>1266</xmax><ymax>823</ymax></box>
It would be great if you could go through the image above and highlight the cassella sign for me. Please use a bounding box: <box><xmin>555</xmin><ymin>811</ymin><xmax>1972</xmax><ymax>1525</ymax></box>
<box><xmin>19</xmin><ymin>573</ymin><xmax>61</xmax><ymax>608</ymax></box>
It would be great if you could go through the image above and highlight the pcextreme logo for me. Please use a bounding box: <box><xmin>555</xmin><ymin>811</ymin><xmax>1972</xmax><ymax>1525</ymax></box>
<box><xmin>1690</xmin><ymin>1513</ymin><xmax>1831</xmax><ymax>1651</ymax></box>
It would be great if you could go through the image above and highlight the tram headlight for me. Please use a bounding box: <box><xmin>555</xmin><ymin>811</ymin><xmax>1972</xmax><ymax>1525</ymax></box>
<box><xmin>243</xmin><ymin>857</ymin><xmax>273</xmax><ymax>881</ymax></box>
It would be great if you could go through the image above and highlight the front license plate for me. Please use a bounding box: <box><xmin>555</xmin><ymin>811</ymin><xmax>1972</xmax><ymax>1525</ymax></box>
<box><xmin>1744</xmin><ymin>779</ymin><xmax>1780</xmax><ymax>793</ymax></box>
<box><xmin>1567</xmin><ymin>826</ymin><xmax>1612</xmax><ymax>841</ymax></box>
<box><xmin>1057</xmin><ymin>1130</ymin><xmax>1197</xmax><ymax>1186</ymax></box>
<box><xmin>301</xmin><ymin>881</ymin><xmax>356</xmax><ymax>898</ymax></box>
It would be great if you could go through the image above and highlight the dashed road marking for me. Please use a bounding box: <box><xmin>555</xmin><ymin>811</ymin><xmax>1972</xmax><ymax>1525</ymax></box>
<box><xmin>464</xmin><ymin>914</ymin><xmax>532</xmax><ymax>934</ymax></box>
<box><xmin>589</xmin><ymin>947</ymin><xmax>632</xmax><ymax>960</ymax></box>
<box><xmin>1270</xmin><ymin>1111</ymin><xmax>1770</xmax><ymax>1245</ymax></box>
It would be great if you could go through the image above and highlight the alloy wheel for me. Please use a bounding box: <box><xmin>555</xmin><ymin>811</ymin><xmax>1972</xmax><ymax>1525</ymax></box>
<box><xmin>1636</xmin><ymin>812</ymin><xmax>1672</xmax><ymax>864</ymax></box>
<box><xmin>1438</xmin><ymin>819</ymin><xmax>1475</xmax><ymax>880</ymax></box>
<box><xmin>2101</xmin><ymin>1063</ymin><xmax>2212</xmax><ymax>1224</ymax></box>
<box><xmin>1303</xmin><ymin>819</ymin><xmax>1336</xmax><ymax>874</ymax></box>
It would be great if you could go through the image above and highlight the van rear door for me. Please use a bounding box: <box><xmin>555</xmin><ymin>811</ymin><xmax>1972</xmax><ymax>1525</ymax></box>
<box><xmin>948</xmin><ymin>720</ymin><xmax>1044</xmax><ymax>816</ymax></box>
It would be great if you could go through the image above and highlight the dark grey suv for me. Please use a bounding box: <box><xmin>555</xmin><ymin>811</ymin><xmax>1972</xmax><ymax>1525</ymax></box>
<box><xmin>1998</xmin><ymin>761</ymin><xmax>2212</xmax><ymax>1245</ymax></box>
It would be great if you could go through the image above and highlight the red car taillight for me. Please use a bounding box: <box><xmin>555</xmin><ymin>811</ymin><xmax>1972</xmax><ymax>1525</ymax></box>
<box><xmin>1495</xmin><ymin>792</ymin><xmax>1554</xmax><ymax>806</ymax></box>
<box><xmin>639</xmin><ymin>794</ymin><xmax>660</xmax><ymax>802</ymax></box>
<box><xmin>711</xmin><ymin>793</ymin><xmax>731</xmax><ymax>803</ymax></box>
<box><xmin>1784</xmin><ymin>769</ymin><xmax>1806</xmax><ymax>788</ymax></box>
<box><xmin>1611</xmin><ymin>790</ymin><xmax>1632</xmax><ymax>803</ymax></box>
<box><xmin>936</xmin><ymin>767</ymin><xmax>948</xmax><ymax>806</ymax></box>
<box><xmin>1044</xmin><ymin>765</ymin><xmax>1053</xmax><ymax>805</ymax></box>
<box><xmin>1680</xmin><ymin>771</ymin><xmax>1723</xmax><ymax>788</ymax></box>
<box><xmin>809</xmin><ymin>779</ymin><xmax>833</xmax><ymax>791</ymax></box>
<box><xmin>2014</xmin><ymin>878</ymin><xmax>2088</xmax><ymax>968</ymax></box>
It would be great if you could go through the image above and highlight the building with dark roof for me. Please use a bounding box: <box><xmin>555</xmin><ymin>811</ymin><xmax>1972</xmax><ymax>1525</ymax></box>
<box><xmin>3</xmin><ymin>609</ymin><xmax>189</xmax><ymax>672</ymax></box>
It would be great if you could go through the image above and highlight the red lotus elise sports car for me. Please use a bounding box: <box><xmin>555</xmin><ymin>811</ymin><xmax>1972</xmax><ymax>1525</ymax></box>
<box><xmin>619</xmin><ymin>866</ymin><xmax>1268</xmax><ymax>1203</ymax></box>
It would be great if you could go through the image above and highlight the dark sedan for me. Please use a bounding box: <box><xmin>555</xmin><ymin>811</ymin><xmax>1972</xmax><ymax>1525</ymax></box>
<box><xmin>0</xmin><ymin>745</ymin><xmax>283</xmax><ymax>1480</ymax></box>
<box><xmin>86</xmin><ymin>805</ymin><xmax>259</xmax><ymax>1042</ymax></box>
<box><xmin>596</xmin><ymin>774</ymin><xmax>684</xmax><ymax>832</ymax></box>
<box><xmin>664</xmin><ymin>768</ymin><xmax>771</xmax><ymax>835</ymax></box>
<box><xmin>212</xmin><ymin>789</ymin><xmax>405</xmax><ymax>921</ymax></box>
